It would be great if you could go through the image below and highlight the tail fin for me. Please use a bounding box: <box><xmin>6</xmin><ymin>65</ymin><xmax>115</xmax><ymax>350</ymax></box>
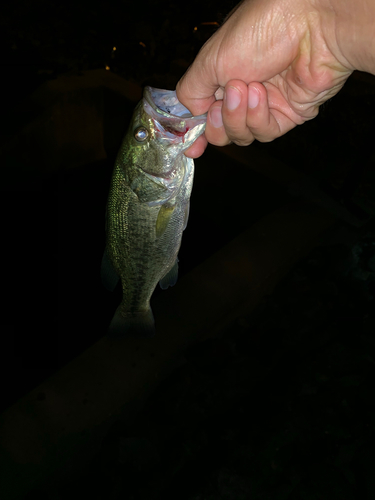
<box><xmin>107</xmin><ymin>307</ymin><xmax>156</xmax><ymax>338</ymax></box>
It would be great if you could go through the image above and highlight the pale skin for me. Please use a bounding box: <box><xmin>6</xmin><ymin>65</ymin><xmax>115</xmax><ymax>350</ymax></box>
<box><xmin>176</xmin><ymin>0</ymin><xmax>375</xmax><ymax>158</ymax></box>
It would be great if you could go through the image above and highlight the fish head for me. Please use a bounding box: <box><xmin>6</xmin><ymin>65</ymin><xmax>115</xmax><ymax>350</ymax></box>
<box><xmin>125</xmin><ymin>87</ymin><xmax>206</xmax><ymax>178</ymax></box>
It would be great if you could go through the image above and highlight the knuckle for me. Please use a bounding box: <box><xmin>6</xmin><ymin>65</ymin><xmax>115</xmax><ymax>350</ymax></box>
<box><xmin>249</xmin><ymin>120</ymin><xmax>282</xmax><ymax>143</ymax></box>
<box><xmin>227</xmin><ymin>131</ymin><xmax>254</xmax><ymax>146</ymax></box>
<box><xmin>253</xmin><ymin>131</ymin><xmax>279</xmax><ymax>143</ymax></box>
<box><xmin>206</xmin><ymin>134</ymin><xmax>231</xmax><ymax>147</ymax></box>
<box><xmin>232</xmin><ymin>138</ymin><xmax>254</xmax><ymax>146</ymax></box>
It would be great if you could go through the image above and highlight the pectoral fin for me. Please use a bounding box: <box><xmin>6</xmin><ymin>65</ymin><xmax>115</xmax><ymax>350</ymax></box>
<box><xmin>156</xmin><ymin>204</ymin><xmax>176</xmax><ymax>238</ymax></box>
<box><xmin>159</xmin><ymin>258</ymin><xmax>179</xmax><ymax>289</ymax></box>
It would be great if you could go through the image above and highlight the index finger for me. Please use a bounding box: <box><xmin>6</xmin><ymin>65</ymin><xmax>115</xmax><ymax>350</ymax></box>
<box><xmin>176</xmin><ymin>46</ymin><xmax>220</xmax><ymax>116</ymax></box>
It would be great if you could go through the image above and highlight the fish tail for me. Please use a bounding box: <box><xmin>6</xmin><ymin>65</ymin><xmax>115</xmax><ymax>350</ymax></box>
<box><xmin>107</xmin><ymin>307</ymin><xmax>156</xmax><ymax>338</ymax></box>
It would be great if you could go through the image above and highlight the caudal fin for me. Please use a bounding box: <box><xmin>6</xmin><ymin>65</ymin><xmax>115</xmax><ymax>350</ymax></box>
<box><xmin>107</xmin><ymin>307</ymin><xmax>156</xmax><ymax>338</ymax></box>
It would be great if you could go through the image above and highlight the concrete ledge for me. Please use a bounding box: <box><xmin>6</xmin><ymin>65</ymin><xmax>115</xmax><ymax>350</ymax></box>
<box><xmin>0</xmin><ymin>200</ymin><xmax>336</xmax><ymax>499</ymax></box>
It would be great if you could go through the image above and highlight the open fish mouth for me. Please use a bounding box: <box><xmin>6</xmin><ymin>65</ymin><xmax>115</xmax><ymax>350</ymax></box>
<box><xmin>145</xmin><ymin>87</ymin><xmax>201</xmax><ymax>118</ymax></box>
<box><xmin>143</xmin><ymin>86</ymin><xmax>207</xmax><ymax>140</ymax></box>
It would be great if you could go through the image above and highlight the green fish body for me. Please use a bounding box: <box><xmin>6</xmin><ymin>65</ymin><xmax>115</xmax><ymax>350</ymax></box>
<box><xmin>102</xmin><ymin>87</ymin><xmax>206</xmax><ymax>337</ymax></box>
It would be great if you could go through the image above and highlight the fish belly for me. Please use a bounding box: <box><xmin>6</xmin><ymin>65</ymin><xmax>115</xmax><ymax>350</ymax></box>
<box><xmin>108</xmin><ymin>186</ymin><xmax>186</xmax><ymax>315</ymax></box>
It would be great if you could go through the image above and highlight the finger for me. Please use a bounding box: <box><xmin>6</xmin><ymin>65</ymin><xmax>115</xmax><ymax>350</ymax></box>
<box><xmin>184</xmin><ymin>134</ymin><xmax>208</xmax><ymax>159</ymax></box>
<box><xmin>176</xmin><ymin>66</ymin><xmax>217</xmax><ymax>116</ymax></box>
<box><xmin>221</xmin><ymin>80</ymin><xmax>255</xmax><ymax>146</ymax></box>
<box><xmin>176</xmin><ymin>38</ymin><xmax>219</xmax><ymax>116</ymax></box>
<box><xmin>246</xmin><ymin>81</ymin><xmax>301</xmax><ymax>142</ymax></box>
<box><xmin>204</xmin><ymin>100</ymin><xmax>232</xmax><ymax>147</ymax></box>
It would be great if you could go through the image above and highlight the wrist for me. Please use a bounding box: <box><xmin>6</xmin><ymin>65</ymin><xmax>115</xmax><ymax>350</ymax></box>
<box><xmin>322</xmin><ymin>0</ymin><xmax>375</xmax><ymax>75</ymax></box>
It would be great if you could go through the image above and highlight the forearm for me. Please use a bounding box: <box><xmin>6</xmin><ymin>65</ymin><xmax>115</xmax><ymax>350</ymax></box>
<box><xmin>324</xmin><ymin>0</ymin><xmax>375</xmax><ymax>74</ymax></box>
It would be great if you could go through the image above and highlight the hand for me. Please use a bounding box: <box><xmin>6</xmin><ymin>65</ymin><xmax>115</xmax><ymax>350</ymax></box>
<box><xmin>176</xmin><ymin>0</ymin><xmax>359</xmax><ymax>158</ymax></box>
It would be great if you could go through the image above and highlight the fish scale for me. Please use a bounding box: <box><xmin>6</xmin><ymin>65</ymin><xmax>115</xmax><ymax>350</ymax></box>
<box><xmin>101</xmin><ymin>87</ymin><xmax>206</xmax><ymax>337</ymax></box>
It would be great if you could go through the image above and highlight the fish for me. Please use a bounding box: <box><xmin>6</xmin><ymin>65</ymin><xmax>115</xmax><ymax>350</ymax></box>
<box><xmin>101</xmin><ymin>86</ymin><xmax>206</xmax><ymax>337</ymax></box>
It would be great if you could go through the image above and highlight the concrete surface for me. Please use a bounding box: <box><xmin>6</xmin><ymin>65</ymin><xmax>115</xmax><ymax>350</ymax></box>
<box><xmin>0</xmin><ymin>200</ymin><xmax>336</xmax><ymax>499</ymax></box>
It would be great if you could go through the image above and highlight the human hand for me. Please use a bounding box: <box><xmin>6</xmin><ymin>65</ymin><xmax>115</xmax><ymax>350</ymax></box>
<box><xmin>176</xmin><ymin>0</ymin><xmax>362</xmax><ymax>158</ymax></box>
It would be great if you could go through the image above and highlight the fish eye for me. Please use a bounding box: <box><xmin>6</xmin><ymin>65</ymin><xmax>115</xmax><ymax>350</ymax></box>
<box><xmin>134</xmin><ymin>126</ymin><xmax>148</xmax><ymax>142</ymax></box>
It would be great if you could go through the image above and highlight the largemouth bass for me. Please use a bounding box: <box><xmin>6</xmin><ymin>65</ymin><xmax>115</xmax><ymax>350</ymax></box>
<box><xmin>101</xmin><ymin>86</ymin><xmax>206</xmax><ymax>337</ymax></box>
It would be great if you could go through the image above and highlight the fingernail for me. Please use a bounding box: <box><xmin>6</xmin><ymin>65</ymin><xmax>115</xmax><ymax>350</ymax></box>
<box><xmin>209</xmin><ymin>107</ymin><xmax>223</xmax><ymax>128</ymax></box>
<box><xmin>225</xmin><ymin>86</ymin><xmax>241</xmax><ymax>111</ymax></box>
<box><xmin>248</xmin><ymin>86</ymin><xmax>259</xmax><ymax>109</ymax></box>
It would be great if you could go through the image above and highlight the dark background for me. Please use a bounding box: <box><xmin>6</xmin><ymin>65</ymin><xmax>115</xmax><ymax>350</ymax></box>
<box><xmin>0</xmin><ymin>0</ymin><xmax>238</xmax><ymax>396</ymax></box>
<box><xmin>1</xmin><ymin>0</ymin><xmax>375</xmax><ymax>498</ymax></box>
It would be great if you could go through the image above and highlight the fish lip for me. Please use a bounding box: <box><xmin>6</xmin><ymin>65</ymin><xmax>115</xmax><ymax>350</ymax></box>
<box><xmin>143</xmin><ymin>86</ymin><xmax>207</xmax><ymax>139</ymax></box>
<box><xmin>144</xmin><ymin>86</ymin><xmax>207</xmax><ymax>120</ymax></box>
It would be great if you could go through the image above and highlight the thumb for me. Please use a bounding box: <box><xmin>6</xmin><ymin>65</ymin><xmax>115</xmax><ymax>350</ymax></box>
<box><xmin>176</xmin><ymin>1</ymin><xmax>243</xmax><ymax>116</ymax></box>
<box><xmin>176</xmin><ymin>51</ymin><xmax>220</xmax><ymax>116</ymax></box>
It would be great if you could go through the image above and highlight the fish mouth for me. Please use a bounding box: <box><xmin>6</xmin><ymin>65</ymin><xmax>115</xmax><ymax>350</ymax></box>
<box><xmin>143</xmin><ymin>86</ymin><xmax>207</xmax><ymax>139</ymax></box>
<box><xmin>144</xmin><ymin>87</ymin><xmax>203</xmax><ymax>119</ymax></box>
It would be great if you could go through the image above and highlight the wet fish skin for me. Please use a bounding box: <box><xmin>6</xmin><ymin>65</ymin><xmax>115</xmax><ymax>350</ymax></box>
<box><xmin>102</xmin><ymin>87</ymin><xmax>206</xmax><ymax>337</ymax></box>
